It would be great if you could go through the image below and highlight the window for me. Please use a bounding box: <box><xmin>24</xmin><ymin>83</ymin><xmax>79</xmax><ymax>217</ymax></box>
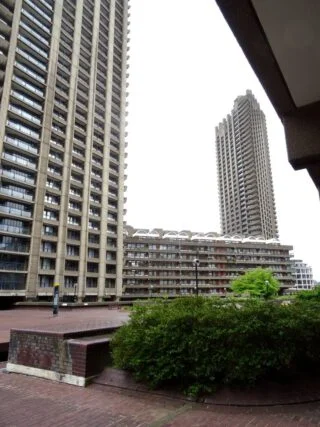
<box><xmin>39</xmin><ymin>275</ymin><xmax>54</xmax><ymax>288</ymax></box>
<box><xmin>42</xmin><ymin>225</ymin><xmax>57</xmax><ymax>236</ymax></box>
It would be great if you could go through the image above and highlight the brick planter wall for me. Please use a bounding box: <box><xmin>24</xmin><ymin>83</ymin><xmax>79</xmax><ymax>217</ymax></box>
<box><xmin>7</xmin><ymin>325</ymin><xmax>117</xmax><ymax>386</ymax></box>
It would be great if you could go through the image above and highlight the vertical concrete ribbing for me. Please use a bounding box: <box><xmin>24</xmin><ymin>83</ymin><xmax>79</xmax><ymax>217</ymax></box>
<box><xmin>54</xmin><ymin>0</ymin><xmax>84</xmax><ymax>289</ymax></box>
<box><xmin>78</xmin><ymin>0</ymin><xmax>101</xmax><ymax>300</ymax></box>
<box><xmin>27</xmin><ymin>0</ymin><xmax>64</xmax><ymax>297</ymax></box>
<box><xmin>115</xmin><ymin>0</ymin><xmax>129</xmax><ymax>298</ymax></box>
<box><xmin>97</xmin><ymin>0</ymin><xmax>116</xmax><ymax>301</ymax></box>
<box><xmin>0</xmin><ymin>0</ymin><xmax>22</xmax><ymax>154</ymax></box>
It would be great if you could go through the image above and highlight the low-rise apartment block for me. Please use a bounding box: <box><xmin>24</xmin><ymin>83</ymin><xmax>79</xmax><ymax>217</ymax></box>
<box><xmin>123</xmin><ymin>226</ymin><xmax>295</xmax><ymax>298</ymax></box>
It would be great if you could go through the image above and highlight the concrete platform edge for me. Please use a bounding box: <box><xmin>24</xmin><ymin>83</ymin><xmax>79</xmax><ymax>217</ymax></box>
<box><xmin>6</xmin><ymin>363</ymin><xmax>86</xmax><ymax>386</ymax></box>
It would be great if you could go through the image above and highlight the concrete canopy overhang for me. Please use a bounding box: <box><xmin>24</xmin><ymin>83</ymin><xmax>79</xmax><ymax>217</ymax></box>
<box><xmin>215</xmin><ymin>0</ymin><xmax>320</xmax><ymax>194</ymax></box>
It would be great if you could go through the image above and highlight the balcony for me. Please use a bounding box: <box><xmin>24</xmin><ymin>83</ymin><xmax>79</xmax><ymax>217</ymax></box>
<box><xmin>0</xmin><ymin>244</ymin><xmax>29</xmax><ymax>253</ymax></box>
<box><xmin>4</xmin><ymin>136</ymin><xmax>38</xmax><ymax>155</ymax></box>
<box><xmin>47</xmin><ymin>166</ymin><xmax>62</xmax><ymax>177</ymax></box>
<box><xmin>51</xmin><ymin>124</ymin><xmax>65</xmax><ymax>136</ymax></box>
<box><xmin>21</xmin><ymin>8</ymin><xmax>51</xmax><ymax>35</ymax></box>
<box><xmin>48</xmin><ymin>152</ymin><xmax>63</xmax><ymax>164</ymax></box>
<box><xmin>12</xmin><ymin>73</ymin><xmax>45</xmax><ymax>97</ymax></box>
<box><xmin>11</xmin><ymin>90</ymin><xmax>42</xmax><ymax>112</ymax></box>
<box><xmin>0</xmin><ymin>224</ymin><xmax>30</xmax><ymax>235</ymax></box>
<box><xmin>0</xmin><ymin>187</ymin><xmax>33</xmax><ymax>201</ymax></box>
<box><xmin>50</xmin><ymin>138</ymin><xmax>64</xmax><ymax>151</ymax></box>
<box><xmin>8</xmin><ymin>105</ymin><xmax>41</xmax><ymax>125</ymax></box>
<box><xmin>38</xmin><ymin>0</ymin><xmax>53</xmax><ymax>12</ymax></box>
<box><xmin>57</xmin><ymin>62</ymin><xmax>71</xmax><ymax>76</ymax></box>
<box><xmin>24</xmin><ymin>0</ymin><xmax>52</xmax><ymax>24</ymax></box>
<box><xmin>0</xmin><ymin>169</ymin><xmax>35</xmax><ymax>185</ymax></box>
<box><xmin>20</xmin><ymin>21</ymin><xmax>49</xmax><ymax>47</ymax></box>
<box><xmin>2</xmin><ymin>152</ymin><xmax>37</xmax><ymax>170</ymax></box>
<box><xmin>0</xmin><ymin>205</ymin><xmax>32</xmax><ymax>218</ymax></box>
<box><xmin>6</xmin><ymin>121</ymin><xmax>39</xmax><ymax>142</ymax></box>
<box><xmin>14</xmin><ymin>61</ymin><xmax>45</xmax><ymax>84</ymax></box>
<box><xmin>0</xmin><ymin>261</ymin><xmax>28</xmax><ymax>271</ymax></box>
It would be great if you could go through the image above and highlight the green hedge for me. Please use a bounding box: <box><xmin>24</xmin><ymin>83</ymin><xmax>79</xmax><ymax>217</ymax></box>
<box><xmin>296</xmin><ymin>286</ymin><xmax>320</xmax><ymax>300</ymax></box>
<box><xmin>111</xmin><ymin>297</ymin><xmax>320</xmax><ymax>396</ymax></box>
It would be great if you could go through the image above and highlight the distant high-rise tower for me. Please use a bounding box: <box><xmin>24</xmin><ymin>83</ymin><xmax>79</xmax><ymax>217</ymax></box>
<box><xmin>215</xmin><ymin>90</ymin><xmax>278</xmax><ymax>239</ymax></box>
<box><xmin>0</xmin><ymin>0</ymin><xmax>129</xmax><ymax>300</ymax></box>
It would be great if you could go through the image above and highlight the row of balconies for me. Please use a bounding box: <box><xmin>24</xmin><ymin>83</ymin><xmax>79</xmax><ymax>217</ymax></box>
<box><xmin>123</xmin><ymin>270</ymin><xmax>293</xmax><ymax>280</ymax></box>
<box><xmin>124</xmin><ymin>253</ymin><xmax>291</xmax><ymax>264</ymax></box>
<box><xmin>124</xmin><ymin>244</ymin><xmax>288</xmax><ymax>257</ymax></box>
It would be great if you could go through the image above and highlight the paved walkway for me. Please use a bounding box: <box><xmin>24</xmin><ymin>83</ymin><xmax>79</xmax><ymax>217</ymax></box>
<box><xmin>0</xmin><ymin>307</ymin><xmax>129</xmax><ymax>351</ymax></box>
<box><xmin>1</xmin><ymin>368</ymin><xmax>320</xmax><ymax>426</ymax></box>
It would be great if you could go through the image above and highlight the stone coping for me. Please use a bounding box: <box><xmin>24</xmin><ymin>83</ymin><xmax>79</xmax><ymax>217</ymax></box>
<box><xmin>10</xmin><ymin>324</ymin><xmax>119</xmax><ymax>339</ymax></box>
<box><xmin>15</xmin><ymin>301</ymin><xmax>133</xmax><ymax>308</ymax></box>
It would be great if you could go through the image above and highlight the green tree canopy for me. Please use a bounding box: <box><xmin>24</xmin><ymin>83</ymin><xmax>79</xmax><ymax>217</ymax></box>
<box><xmin>231</xmin><ymin>268</ymin><xmax>280</xmax><ymax>299</ymax></box>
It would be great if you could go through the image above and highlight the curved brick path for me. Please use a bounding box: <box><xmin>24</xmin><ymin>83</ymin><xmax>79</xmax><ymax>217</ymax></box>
<box><xmin>2</xmin><ymin>369</ymin><xmax>320</xmax><ymax>426</ymax></box>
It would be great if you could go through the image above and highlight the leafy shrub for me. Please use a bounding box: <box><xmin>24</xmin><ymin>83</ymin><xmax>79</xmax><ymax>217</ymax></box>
<box><xmin>296</xmin><ymin>286</ymin><xmax>320</xmax><ymax>300</ymax></box>
<box><xmin>231</xmin><ymin>268</ymin><xmax>280</xmax><ymax>299</ymax></box>
<box><xmin>111</xmin><ymin>297</ymin><xmax>320</xmax><ymax>396</ymax></box>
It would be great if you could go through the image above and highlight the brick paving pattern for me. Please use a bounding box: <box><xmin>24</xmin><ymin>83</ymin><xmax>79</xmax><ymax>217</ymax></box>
<box><xmin>0</xmin><ymin>307</ymin><xmax>129</xmax><ymax>349</ymax></box>
<box><xmin>2</xmin><ymin>308</ymin><xmax>320</xmax><ymax>425</ymax></box>
<box><xmin>2</xmin><ymin>370</ymin><xmax>320</xmax><ymax>426</ymax></box>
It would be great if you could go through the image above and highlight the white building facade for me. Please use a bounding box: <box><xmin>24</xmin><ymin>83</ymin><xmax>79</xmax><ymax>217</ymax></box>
<box><xmin>291</xmin><ymin>259</ymin><xmax>314</xmax><ymax>290</ymax></box>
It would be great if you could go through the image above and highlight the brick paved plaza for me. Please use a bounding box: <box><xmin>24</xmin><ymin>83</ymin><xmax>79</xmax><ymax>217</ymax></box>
<box><xmin>0</xmin><ymin>307</ymin><xmax>129</xmax><ymax>351</ymax></box>
<box><xmin>2</xmin><ymin>307</ymin><xmax>320</xmax><ymax>425</ymax></box>
<box><xmin>2</xmin><ymin>367</ymin><xmax>320</xmax><ymax>426</ymax></box>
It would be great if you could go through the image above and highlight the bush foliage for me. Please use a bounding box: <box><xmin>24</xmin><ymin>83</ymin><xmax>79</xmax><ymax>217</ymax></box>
<box><xmin>231</xmin><ymin>268</ymin><xmax>280</xmax><ymax>298</ymax></box>
<box><xmin>112</xmin><ymin>297</ymin><xmax>320</xmax><ymax>396</ymax></box>
<box><xmin>296</xmin><ymin>286</ymin><xmax>320</xmax><ymax>300</ymax></box>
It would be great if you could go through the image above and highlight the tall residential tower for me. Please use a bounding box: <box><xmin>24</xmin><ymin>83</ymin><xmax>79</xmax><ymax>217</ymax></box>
<box><xmin>215</xmin><ymin>90</ymin><xmax>278</xmax><ymax>239</ymax></box>
<box><xmin>0</xmin><ymin>0</ymin><xmax>129</xmax><ymax>300</ymax></box>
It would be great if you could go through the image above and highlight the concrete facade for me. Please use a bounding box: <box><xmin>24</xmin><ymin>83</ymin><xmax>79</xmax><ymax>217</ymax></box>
<box><xmin>0</xmin><ymin>0</ymin><xmax>129</xmax><ymax>300</ymax></box>
<box><xmin>122</xmin><ymin>225</ymin><xmax>294</xmax><ymax>298</ymax></box>
<box><xmin>291</xmin><ymin>259</ymin><xmax>314</xmax><ymax>291</ymax></box>
<box><xmin>216</xmin><ymin>90</ymin><xmax>278</xmax><ymax>239</ymax></box>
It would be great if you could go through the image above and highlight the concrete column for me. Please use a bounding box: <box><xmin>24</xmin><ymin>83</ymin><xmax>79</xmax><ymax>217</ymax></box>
<box><xmin>0</xmin><ymin>0</ymin><xmax>22</xmax><ymax>154</ymax></box>
<box><xmin>54</xmin><ymin>1</ymin><xmax>84</xmax><ymax>291</ymax></box>
<box><xmin>27</xmin><ymin>0</ymin><xmax>64</xmax><ymax>298</ymax></box>
<box><xmin>115</xmin><ymin>0</ymin><xmax>130</xmax><ymax>299</ymax></box>
<box><xmin>97</xmin><ymin>0</ymin><xmax>116</xmax><ymax>301</ymax></box>
<box><xmin>78</xmin><ymin>0</ymin><xmax>102</xmax><ymax>301</ymax></box>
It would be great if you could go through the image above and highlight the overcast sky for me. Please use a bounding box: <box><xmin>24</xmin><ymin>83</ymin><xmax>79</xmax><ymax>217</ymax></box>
<box><xmin>125</xmin><ymin>0</ymin><xmax>320</xmax><ymax>280</ymax></box>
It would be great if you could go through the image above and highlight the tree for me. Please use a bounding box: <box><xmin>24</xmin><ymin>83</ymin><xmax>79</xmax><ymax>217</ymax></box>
<box><xmin>231</xmin><ymin>268</ymin><xmax>280</xmax><ymax>299</ymax></box>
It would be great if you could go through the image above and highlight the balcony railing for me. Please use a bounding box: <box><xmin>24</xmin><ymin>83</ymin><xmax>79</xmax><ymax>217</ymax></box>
<box><xmin>11</xmin><ymin>90</ymin><xmax>42</xmax><ymax>111</ymax></box>
<box><xmin>21</xmin><ymin>8</ymin><xmax>51</xmax><ymax>34</ymax></box>
<box><xmin>2</xmin><ymin>152</ymin><xmax>37</xmax><ymax>169</ymax></box>
<box><xmin>14</xmin><ymin>61</ymin><xmax>45</xmax><ymax>83</ymax></box>
<box><xmin>0</xmin><ymin>169</ymin><xmax>35</xmax><ymax>185</ymax></box>
<box><xmin>8</xmin><ymin>105</ymin><xmax>41</xmax><ymax>125</ymax></box>
<box><xmin>0</xmin><ymin>205</ymin><xmax>32</xmax><ymax>218</ymax></box>
<box><xmin>20</xmin><ymin>21</ymin><xmax>49</xmax><ymax>46</ymax></box>
<box><xmin>7</xmin><ymin>120</ymin><xmax>40</xmax><ymax>140</ymax></box>
<box><xmin>24</xmin><ymin>0</ymin><xmax>52</xmax><ymax>23</ymax></box>
<box><xmin>0</xmin><ymin>282</ymin><xmax>26</xmax><ymax>290</ymax></box>
<box><xmin>0</xmin><ymin>262</ymin><xmax>28</xmax><ymax>271</ymax></box>
<box><xmin>0</xmin><ymin>187</ymin><xmax>33</xmax><ymax>201</ymax></box>
<box><xmin>39</xmin><ymin>0</ymin><xmax>53</xmax><ymax>11</ymax></box>
<box><xmin>4</xmin><ymin>136</ymin><xmax>38</xmax><ymax>154</ymax></box>
<box><xmin>0</xmin><ymin>224</ymin><xmax>30</xmax><ymax>234</ymax></box>
<box><xmin>0</xmin><ymin>244</ymin><xmax>30</xmax><ymax>253</ymax></box>
<box><xmin>15</xmin><ymin>48</ymin><xmax>47</xmax><ymax>72</ymax></box>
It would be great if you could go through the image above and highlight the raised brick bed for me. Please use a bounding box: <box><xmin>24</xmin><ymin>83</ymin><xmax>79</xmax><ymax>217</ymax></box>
<box><xmin>6</xmin><ymin>324</ymin><xmax>119</xmax><ymax>386</ymax></box>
